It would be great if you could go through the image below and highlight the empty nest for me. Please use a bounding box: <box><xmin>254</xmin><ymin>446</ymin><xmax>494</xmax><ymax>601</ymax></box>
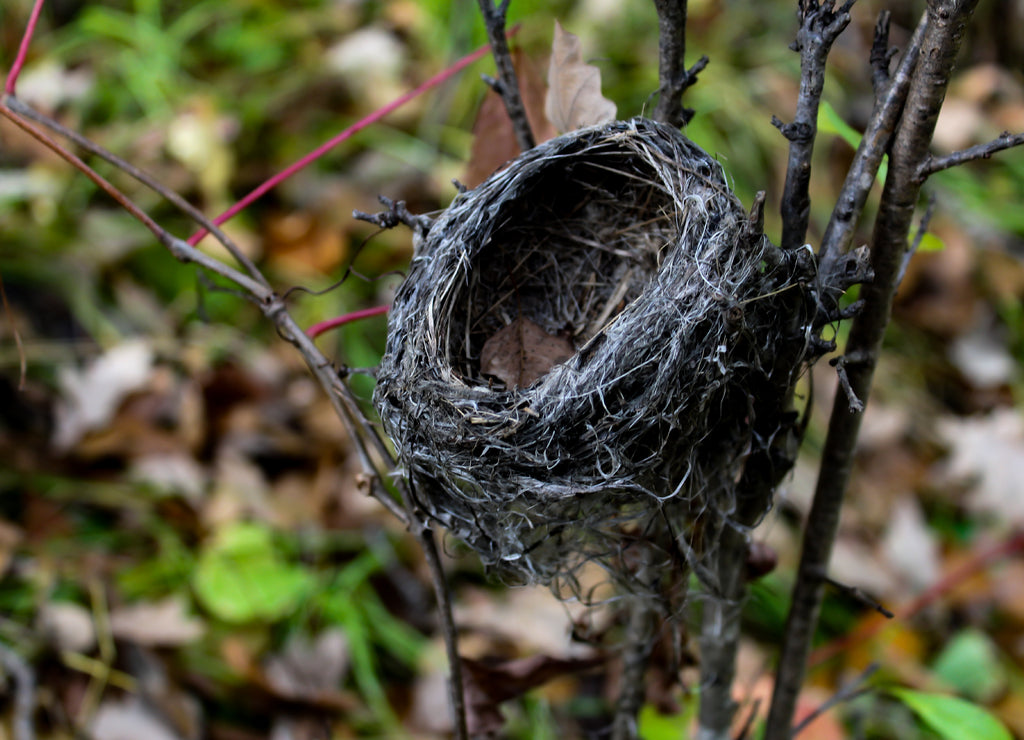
<box><xmin>375</xmin><ymin>117</ymin><xmax>862</xmax><ymax>601</ymax></box>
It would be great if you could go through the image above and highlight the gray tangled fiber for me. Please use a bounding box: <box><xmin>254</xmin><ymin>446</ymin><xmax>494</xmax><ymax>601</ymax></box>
<box><xmin>375</xmin><ymin>117</ymin><xmax>861</xmax><ymax>604</ymax></box>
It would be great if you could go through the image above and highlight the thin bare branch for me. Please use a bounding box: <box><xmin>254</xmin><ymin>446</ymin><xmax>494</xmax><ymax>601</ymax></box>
<box><xmin>823</xmin><ymin>575</ymin><xmax>893</xmax><ymax>618</ymax></box>
<box><xmin>419</xmin><ymin>525</ymin><xmax>468</xmax><ymax>740</ymax></box>
<box><xmin>353</xmin><ymin>195</ymin><xmax>434</xmax><ymax>235</ymax></box>
<box><xmin>476</xmin><ymin>0</ymin><xmax>535</xmax><ymax>152</ymax></box>
<box><xmin>869</xmin><ymin>11</ymin><xmax>897</xmax><ymax>99</ymax></box>
<box><xmin>765</xmin><ymin>3</ymin><xmax>980</xmax><ymax>737</ymax></box>
<box><xmin>817</xmin><ymin>13</ymin><xmax>928</xmax><ymax>276</ymax></box>
<box><xmin>792</xmin><ymin>663</ymin><xmax>879</xmax><ymax>736</ymax></box>
<box><xmin>652</xmin><ymin>0</ymin><xmax>708</xmax><ymax>127</ymax></box>
<box><xmin>3</xmin><ymin>94</ymin><xmax>268</xmax><ymax>287</ymax></box>
<box><xmin>777</xmin><ymin>0</ymin><xmax>856</xmax><ymax>251</ymax></box>
<box><xmin>917</xmin><ymin>130</ymin><xmax>1024</xmax><ymax>179</ymax></box>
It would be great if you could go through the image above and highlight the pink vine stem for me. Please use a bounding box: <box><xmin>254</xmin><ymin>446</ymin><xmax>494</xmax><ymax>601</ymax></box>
<box><xmin>188</xmin><ymin>29</ymin><xmax>517</xmax><ymax>246</ymax></box>
<box><xmin>5</xmin><ymin>0</ymin><xmax>47</xmax><ymax>95</ymax></box>
<box><xmin>306</xmin><ymin>303</ymin><xmax>391</xmax><ymax>339</ymax></box>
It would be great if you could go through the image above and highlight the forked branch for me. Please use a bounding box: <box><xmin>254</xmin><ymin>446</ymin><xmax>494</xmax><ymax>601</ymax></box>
<box><xmin>477</xmin><ymin>0</ymin><xmax>535</xmax><ymax>152</ymax></box>
<box><xmin>765</xmin><ymin>2</ymin><xmax>981</xmax><ymax>737</ymax></box>
<box><xmin>652</xmin><ymin>0</ymin><xmax>708</xmax><ymax>127</ymax></box>
<box><xmin>776</xmin><ymin>0</ymin><xmax>855</xmax><ymax>250</ymax></box>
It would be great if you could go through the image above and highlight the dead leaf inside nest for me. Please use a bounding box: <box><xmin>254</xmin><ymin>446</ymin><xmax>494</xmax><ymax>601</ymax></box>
<box><xmin>545</xmin><ymin>21</ymin><xmax>617</xmax><ymax>133</ymax></box>
<box><xmin>480</xmin><ymin>317</ymin><xmax>575</xmax><ymax>388</ymax></box>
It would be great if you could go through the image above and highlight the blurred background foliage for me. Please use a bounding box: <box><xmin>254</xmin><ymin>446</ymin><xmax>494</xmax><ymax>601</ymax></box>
<box><xmin>2</xmin><ymin>1</ymin><xmax>1024</xmax><ymax>738</ymax></box>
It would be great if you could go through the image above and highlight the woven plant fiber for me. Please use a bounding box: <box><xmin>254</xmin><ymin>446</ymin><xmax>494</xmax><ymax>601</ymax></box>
<box><xmin>375</xmin><ymin>117</ymin><xmax>845</xmax><ymax>601</ymax></box>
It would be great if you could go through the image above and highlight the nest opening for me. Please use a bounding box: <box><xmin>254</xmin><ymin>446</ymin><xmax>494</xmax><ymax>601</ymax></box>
<box><xmin>454</xmin><ymin>154</ymin><xmax>679</xmax><ymax>386</ymax></box>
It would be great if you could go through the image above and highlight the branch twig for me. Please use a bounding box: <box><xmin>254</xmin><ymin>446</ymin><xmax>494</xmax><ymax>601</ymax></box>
<box><xmin>869</xmin><ymin>12</ymin><xmax>897</xmax><ymax>99</ymax></box>
<box><xmin>792</xmin><ymin>663</ymin><xmax>878</xmax><ymax>736</ymax></box>
<box><xmin>810</xmin><ymin>530</ymin><xmax>1024</xmax><ymax>667</ymax></box>
<box><xmin>765</xmin><ymin>3</ymin><xmax>981</xmax><ymax>737</ymax></box>
<box><xmin>651</xmin><ymin>0</ymin><xmax>708</xmax><ymax>128</ymax></box>
<box><xmin>817</xmin><ymin>13</ymin><xmax>928</xmax><ymax>276</ymax></box>
<box><xmin>3</xmin><ymin>94</ymin><xmax>267</xmax><ymax>287</ymax></box>
<box><xmin>917</xmin><ymin>131</ymin><xmax>1024</xmax><ymax>179</ymax></box>
<box><xmin>776</xmin><ymin>0</ymin><xmax>855</xmax><ymax>251</ymax></box>
<box><xmin>476</xmin><ymin>1</ymin><xmax>535</xmax><ymax>152</ymax></box>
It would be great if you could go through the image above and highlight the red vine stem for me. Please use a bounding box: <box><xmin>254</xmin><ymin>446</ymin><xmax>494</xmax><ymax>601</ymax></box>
<box><xmin>307</xmin><ymin>304</ymin><xmax>390</xmax><ymax>339</ymax></box>
<box><xmin>4</xmin><ymin>0</ymin><xmax>46</xmax><ymax>95</ymax></box>
<box><xmin>188</xmin><ymin>27</ymin><xmax>520</xmax><ymax>246</ymax></box>
<box><xmin>809</xmin><ymin>529</ymin><xmax>1024</xmax><ymax>667</ymax></box>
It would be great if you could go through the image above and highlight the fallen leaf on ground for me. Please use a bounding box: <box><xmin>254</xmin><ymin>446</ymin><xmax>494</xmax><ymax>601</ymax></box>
<box><xmin>545</xmin><ymin>21</ymin><xmax>617</xmax><ymax>133</ymax></box>
<box><xmin>881</xmin><ymin>496</ymin><xmax>940</xmax><ymax>593</ymax></box>
<box><xmin>937</xmin><ymin>409</ymin><xmax>1024</xmax><ymax>526</ymax></box>
<box><xmin>90</xmin><ymin>697</ymin><xmax>184</xmax><ymax>740</ymax></box>
<box><xmin>53</xmin><ymin>340</ymin><xmax>154</xmax><ymax>450</ymax></box>
<box><xmin>480</xmin><ymin>316</ymin><xmax>574</xmax><ymax>388</ymax></box>
<box><xmin>110</xmin><ymin>596</ymin><xmax>205</xmax><ymax>647</ymax></box>
<box><xmin>264</xmin><ymin>629</ymin><xmax>349</xmax><ymax>700</ymax></box>
<box><xmin>38</xmin><ymin>601</ymin><xmax>96</xmax><ymax>654</ymax></box>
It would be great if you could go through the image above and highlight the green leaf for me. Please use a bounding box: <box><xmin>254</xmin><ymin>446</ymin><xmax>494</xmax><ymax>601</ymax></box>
<box><xmin>917</xmin><ymin>231</ymin><xmax>946</xmax><ymax>253</ymax></box>
<box><xmin>817</xmin><ymin>101</ymin><xmax>888</xmax><ymax>183</ymax></box>
<box><xmin>638</xmin><ymin>697</ymin><xmax>698</xmax><ymax>740</ymax></box>
<box><xmin>889</xmin><ymin>688</ymin><xmax>1012</xmax><ymax>740</ymax></box>
<box><xmin>931</xmin><ymin>630</ymin><xmax>1005</xmax><ymax>702</ymax></box>
<box><xmin>193</xmin><ymin>523</ymin><xmax>313</xmax><ymax>623</ymax></box>
<box><xmin>818</xmin><ymin>100</ymin><xmax>863</xmax><ymax>151</ymax></box>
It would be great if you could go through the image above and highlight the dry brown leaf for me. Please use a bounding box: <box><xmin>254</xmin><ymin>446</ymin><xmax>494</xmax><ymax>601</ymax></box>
<box><xmin>545</xmin><ymin>21</ymin><xmax>617</xmax><ymax>133</ymax></box>
<box><xmin>109</xmin><ymin>596</ymin><xmax>205</xmax><ymax>647</ymax></box>
<box><xmin>462</xmin><ymin>654</ymin><xmax>603</xmax><ymax>736</ymax></box>
<box><xmin>480</xmin><ymin>317</ymin><xmax>574</xmax><ymax>388</ymax></box>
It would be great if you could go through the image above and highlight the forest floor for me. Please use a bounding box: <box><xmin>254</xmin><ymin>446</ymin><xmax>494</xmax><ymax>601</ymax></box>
<box><xmin>2</xmin><ymin>1</ymin><xmax>1024</xmax><ymax>738</ymax></box>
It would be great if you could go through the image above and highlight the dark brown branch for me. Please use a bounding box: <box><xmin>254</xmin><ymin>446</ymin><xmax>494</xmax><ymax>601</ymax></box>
<box><xmin>917</xmin><ymin>130</ymin><xmax>1024</xmax><ymax>179</ymax></box>
<box><xmin>898</xmin><ymin>194</ymin><xmax>937</xmax><ymax>284</ymax></box>
<box><xmin>823</xmin><ymin>575</ymin><xmax>894</xmax><ymax>618</ymax></box>
<box><xmin>869</xmin><ymin>12</ymin><xmax>897</xmax><ymax>99</ymax></box>
<box><xmin>765</xmin><ymin>3</ymin><xmax>980</xmax><ymax>738</ymax></box>
<box><xmin>817</xmin><ymin>12</ymin><xmax>928</xmax><ymax>277</ymax></box>
<box><xmin>611</xmin><ymin>599</ymin><xmax>657</xmax><ymax>740</ymax></box>
<box><xmin>652</xmin><ymin>0</ymin><xmax>707</xmax><ymax>127</ymax></box>
<box><xmin>354</xmin><ymin>195</ymin><xmax>433</xmax><ymax>235</ymax></box>
<box><xmin>777</xmin><ymin>1</ymin><xmax>855</xmax><ymax>251</ymax></box>
<box><xmin>418</xmin><ymin>525</ymin><xmax>468</xmax><ymax>740</ymax></box>
<box><xmin>476</xmin><ymin>0</ymin><xmax>535</xmax><ymax>152</ymax></box>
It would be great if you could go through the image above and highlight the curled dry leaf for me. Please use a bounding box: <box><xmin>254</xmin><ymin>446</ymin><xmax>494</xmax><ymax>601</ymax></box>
<box><xmin>480</xmin><ymin>316</ymin><xmax>574</xmax><ymax>388</ymax></box>
<box><xmin>545</xmin><ymin>21</ymin><xmax>617</xmax><ymax>133</ymax></box>
<box><xmin>462</xmin><ymin>654</ymin><xmax>603</xmax><ymax>736</ymax></box>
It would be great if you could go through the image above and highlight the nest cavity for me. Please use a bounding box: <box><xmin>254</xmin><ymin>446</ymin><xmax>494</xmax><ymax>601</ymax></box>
<box><xmin>375</xmin><ymin>118</ymin><xmax>829</xmax><ymax>598</ymax></box>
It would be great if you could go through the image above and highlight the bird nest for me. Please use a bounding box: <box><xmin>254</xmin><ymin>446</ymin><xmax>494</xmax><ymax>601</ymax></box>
<box><xmin>375</xmin><ymin>118</ymin><xmax>857</xmax><ymax>601</ymax></box>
